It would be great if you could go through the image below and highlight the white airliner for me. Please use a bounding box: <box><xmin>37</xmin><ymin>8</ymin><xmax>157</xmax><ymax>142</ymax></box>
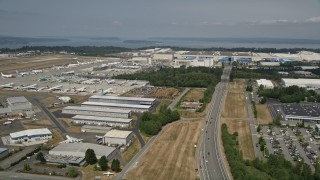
<box><xmin>32</xmin><ymin>69</ymin><xmax>43</xmax><ymax>74</ymax></box>
<box><xmin>60</xmin><ymin>135</ymin><xmax>83</xmax><ymax>143</ymax></box>
<box><xmin>16</xmin><ymin>70</ymin><xmax>30</xmax><ymax>76</ymax></box>
<box><xmin>106</xmin><ymin>79</ymin><xmax>115</xmax><ymax>84</ymax></box>
<box><xmin>0</xmin><ymin>83</ymin><xmax>14</xmax><ymax>89</ymax></box>
<box><xmin>103</xmin><ymin>172</ymin><xmax>114</xmax><ymax>176</ymax></box>
<box><xmin>101</xmin><ymin>88</ymin><xmax>114</xmax><ymax>95</ymax></box>
<box><xmin>49</xmin><ymin>85</ymin><xmax>63</xmax><ymax>91</ymax></box>
<box><xmin>1</xmin><ymin>72</ymin><xmax>16</xmax><ymax>78</ymax></box>
<box><xmin>73</xmin><ymin>86</ymin><xmax>87</xmax><ymax>93</ymax></box>
<box><xmin>20</xmin><ymin>84</ymin><xmax>38</xmax><ymax>90</ymax></box>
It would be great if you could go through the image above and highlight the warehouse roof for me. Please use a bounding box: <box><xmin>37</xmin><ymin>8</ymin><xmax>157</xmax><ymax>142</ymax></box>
<box><xmin>50</xmin><ymin>143</ymin><xmax>116</xmax><ymax>158</ymax></box>
<box><xmin>63</xmin><ymin>106</ymin><xmax>131</xmax><ymax>114</ymax></box>
<box><xmin>82</xmin><ymin>101</ymin><xmax>151</xmax><ymax>109</ymax></box>
<box><xmin>276</xmin><ymin>104</ymin><xmax>320</xmax><ymax>117</ymax></box>
<box><xmin>282</xmin><ymin>78</ymin><xmax>320</xmax><ymax>87</ymax></box>
<box><xmin>7</xmin><ymin>96</ymin><xmax>29</xmax><ymax>104</ymax></box>
<box><xmin>0</xmin><ymin>108</ymin><xmax>10</xmax><ymax>114</ymax></box>
<box><xmin>89</xmin><ymin>95</ymin><xmax>155</xmax><ymax>102</ymax></box>
<box><xmin>0</xmin><ymin>148</ymin><xmax>8</xmax><ymax>154</ymax></box>
<box><xmin>10</xmin><ymin>128</ymin><xmax>52</xmax><ymax>139</ymax></box>
<box><xmin>104</xmin><ymin>130</ymin><xmax>132</xmax><ymax>139</ymax></box>
<box><xmin>73</xmin><ymin>115</ymin><xmax>132</xmax><ymax>123</ymax></box>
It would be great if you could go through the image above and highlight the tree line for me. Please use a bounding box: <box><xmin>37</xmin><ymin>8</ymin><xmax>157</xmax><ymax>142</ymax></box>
<box><xmin>139</xmin><ymin>105</ymin><xmax>180</xmax><ymax>136</ymax></box>
<box><xmin>221</xmin><ymin>123</ymin><xmax>318</xmax><ymax>180</ymax></box>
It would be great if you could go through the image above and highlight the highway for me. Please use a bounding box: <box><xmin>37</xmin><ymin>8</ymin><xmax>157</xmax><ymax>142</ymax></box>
<box><xmin>198</xmin><ymin>64</ymin><xmax>232</xmax><ymax>180</ymax></box>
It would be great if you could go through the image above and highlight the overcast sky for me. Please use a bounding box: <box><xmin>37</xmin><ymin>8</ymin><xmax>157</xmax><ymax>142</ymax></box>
<box><xmin>0</xmin><ymin>0</ymin><xmax>320</xmax><ymax>39</ymax></box>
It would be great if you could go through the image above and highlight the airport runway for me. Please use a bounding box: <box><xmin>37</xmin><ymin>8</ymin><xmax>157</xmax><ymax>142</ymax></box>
<box><xmin>199</xmin><ymin>64</ymin><xmax>232</xmax><ymax>180</ymax></box>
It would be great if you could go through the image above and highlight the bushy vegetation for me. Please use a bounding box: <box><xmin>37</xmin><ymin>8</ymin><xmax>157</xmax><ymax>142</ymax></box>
<box><xmin>222</xmin><ymin>124</ymin><xmax>315</xmax><ymax>180</ymax></box>
<box><xmin>10</xmin><ymin>146</ymin><xmax>41</xmax><ymax>167</ymax></box>
<box><xmin>116</xmin><ymin>66</ymin><xmax>222</xmax><ymax>88</ymax></box>
<box><xmin>66</xmin><ymin>167</ymin><xmax>79</xmax><ymax>177</ymax></box>
<box><xmin>85</xmin><ymin>149</ymin><xmax>97</xmax><ymax>165</ymax></box>
<box><xmin>233</xmin><ymin>69</ymin><xmax>283</xmax><ymax>81</ymax></box>
<box><xmin>258</xmin><ymin>85</ymin><xmax>320</xmax><ymax>103</ymax></box>
<box><xmin>111</xmin><ymin>159</ymin><xmax>121</xmax><ymax>172</ymax></box>
<box><xmin>139</xmin><ymin>105</ymin><xmax>180</xmax><ymax>136</ymax></box>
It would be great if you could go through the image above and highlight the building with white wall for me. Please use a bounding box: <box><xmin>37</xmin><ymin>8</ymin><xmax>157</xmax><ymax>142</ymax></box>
<box><xmin>10</xmin><ymin>128</ymin><xmax>52</xmax><ymax>143</ymax></box>
<box><xmin>89</xmin><ymin>95</ymin><xmax>155</xmax><ymax>106</ymax></box>
<box><xmin>103</xmin><ymin>130</ymin><xmax>133</xmax><ymax>146</ymax></box>
<box><xmin>6</xmin><ymin>96</ymin><xmax>33</xmax><ymax>114</ymax></box>
<box><xmin>153</xmin><ymin>53</ymin><xmax>174</xmax><ymax>62</ymax></box>
<box><xmin>72</xmin><ymin>115</ymin><xmax>132</xmax><ymax>127</ymax></box>
<box><xmin>281</xmin><ymin>78</ymin><xmax>320</xmax><ymax>89</ymax></box>
<box><xmin>62</xmin><ymin>106</ymin><xmax>131</xmax><ymax>118</ymax></box>
<box><xmin>256</xmin><ymin>79</ymin><xmax>274</xmax><ymax>89</ymax></box>
<box><xmin>82</xmin><ymin>101</ymin><xmax>151</xmax><ymax>112</ymax></box>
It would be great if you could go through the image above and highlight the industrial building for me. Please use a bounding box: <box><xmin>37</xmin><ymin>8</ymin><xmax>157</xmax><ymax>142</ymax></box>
<box><xmin>47</xmin><ymin>143</ymin><xmax>118</xmax><ymax>166</ymax></box>
<box><xmin>82</xmin><ymin>101</ymin><xmax>151</xmax><ymax>112</ymax></box>
<box><xmin>153</xmin><ymin>53</ymin><xmax>174</xmax><ymax>62</ymax></box>
<box><xmin>281</xmin><ymin>78</ymin><xmax>320</xmax><ymax>89</ymax></box>
<box><xmin>62</xmin><ymin>106</ymin><xmax>131</xmax><ymax>118</ymax></box>
<box><xmin>274</xmin><ymin>104</ymin><xmax>320</xmax><ymax>123</ymax></box>
<box><xmin>103</xmin><ymin>130</ymin><xmax>133</xmax><ymax>146</ymax></box>
<box><xmin>72</xmin><ymin>115</ymin><xmax>132</xmax><ymax>127</ymax></box>
<box><xmin>0</xmin><ymin>96</ymin><xmax>33</xmax><ymax>116</ymax></box>
<box><xmin>256</xmin><ymin>79</ymin><xmax>274</xmax><ymax>89</ymax></box>
<box><xmin>0</xmin><ymin>148</ymin><xmax>9</xmax><ymax>159</ymax></box>
<box><xmin>89</xmin><ymin>95</ymin><xmax>155</xmax><ymax>105</ymax></box>
<box><xmin>81</xmin><ymin>125</ymin><xmax>112</xmax><ymax>133</ymax></box>
<box><xmin>10</xmin><ymin>128</ymin><xmax>52</xmax><ymax>143</ymax></box>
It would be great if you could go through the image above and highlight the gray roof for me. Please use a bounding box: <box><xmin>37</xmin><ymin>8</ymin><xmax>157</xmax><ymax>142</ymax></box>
<box><xmin>0</xmin><ymin>148</ymin><xmax>8</xmax><ymax>154</ymax></box>
<box><xmin>0</xmin><ymin>108</ymin><xmax>10</xmax><ymax>114</ymax></box>
<box><xmin>63</xmin><ymin>106</ymin><xmax>131</xmax><ymax>114</ymax></box>
<box><xmin>82</xmin><ymin>125</ymin><xmax>112</xmax><ymax>131</ymax></box>
<box><xmin>10</xmin><ymin>128</ymin><xmax>52</xmax><ymax>139</ymax></box>
<box><xmin>72</xmin><ymin>115</ymin><xmax>132</xmax><ymax>123</ymax></box>
<box><xmin>7</xmin><ymin>96</ymin><xmax>29</xmax><ymax>104</ymax></box>
<box><xmin>82</xmin><ymin>101</ymin><xmax>151</xmax><ymax>109</ymax></box>
<box><xmin>90</xmin><ymin>95</ymin><xmax>155</xmax><ymax>102</ymax></box>
<box><xmin>277</xmin><ymin>104</ymin><xmax>320</xmax><ymax>117</ymax></box>
<box><xmin>50</xmin><ymin>143</ymin><xmax>116</xmax><ymax>158</ymax></box>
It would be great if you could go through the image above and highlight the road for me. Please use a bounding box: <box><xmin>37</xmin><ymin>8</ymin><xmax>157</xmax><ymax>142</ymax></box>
<box><xmin>168</xmin><ymin>88</ymin><xmax>190</xmax><ymax>110</ymax></box>
<box><xmin>198</xmin><ymin>64</ymin><xmax>232</xmax><ymax>180</ymax></box>
<box><xmin>0</xmin><ymin>172</ymin><xmax>73</xmax><ymax>180</ymax></box>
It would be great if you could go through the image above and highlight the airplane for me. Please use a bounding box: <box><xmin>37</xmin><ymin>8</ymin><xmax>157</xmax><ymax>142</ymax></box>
<box><xmin>48</xmin><ymin>85</ymin><xmax>63</xmax><ymax>91</ymax></box>
<box><xmin>16</xmin><ymin>70</ymin><xmax>30</xmax><ymax>76</ymax></box>
<box><xmin>96</xmin><ymin>135</ymin><xmax>103</xmax><ymax>140</ymax></box>
<box><xmin>101</xmin><ymin>88</ymin><xmax>114</xmax><ymax>95</ymax></box>
<box><xmin>60</xmin><ymin>135</ymin><xmax>83</xmax><ymax>143</ymax></box>
<box><xmin>32</xmin><ymin>69</ymin><xmax>43</xmax><ymax>74</ymax></box>
<box><xmin>8</xmin><ymin>118</ymin><xmax>15</xmax><ymax>121</ymax></box>
<box><xmin>119</xmin><ymin>81</ymin><xmax>127</xmax><ymax>86</ymax></box>
<box><xmin>20</xmin><ymin>84</ymin><xmax>38</xmax><ymax>90</ymax></box>
<box><xmin>77</xmin><ymin>61</ymin><xmax>89</xmax><ymax>65</ymax></box>
<box><xmin>0</xmin><ymin>83</ymin><xmax>14</xmax><ymax>89</ymax></box>
<box><xmin>73</xmin><ymin>86</ymin><xmax>87</xmax><ymax>93</ymax></box>
<box><xmin>103</xmin><ymin>172</ymin><xmax>114</xmax><ymax>177</ymax></box>
<box><xmin>72</xmin><ymin>57</ymin><xmax>78</xmax><ymax>60</ymax></box>
<box><xmin>1</xmin><ymin>72</ymin><xmax>16</xmax><ymax>78</ymax></box>
<box><xmin>67</xmin><ymin>63</ymin><xmax>79</xmax><ymax>68</ymax></box>
<box><xmin>106</xmin><ymin>79</ymin><xmax>115</xmax><ymax>84</ymax></box>
<box><xmin>63</xmin><ymin>71</ymin><xmax>75</xmax><ymax>75</ymax></box>
<box><xmin>129</xmin><ymin>80</ymin><xmax>138</xmax><ymax>86</ymax></box>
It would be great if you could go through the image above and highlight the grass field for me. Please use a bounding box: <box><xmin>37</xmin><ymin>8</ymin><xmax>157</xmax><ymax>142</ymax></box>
<box><xmin>22</xmin><ymin>120</ymin><xmax>52</xmax><ymax>129</ymax></box>
<box><xmin>122</xmin><ymin>136</ymin><xmax>141</xmax><ymax>163</ymax></box>
<box><xmin>80</xmin><ymin>164</ymin><xmax>115</xmax><ymax>180</ymax></box>
<box><xmin>155</xmin><ymin>99</ymin><xmax>172</xmax><ymax>113</ymax></box>
<box><xmin>60</xmin><ymin>118</ymin><xmax>81</xmax><ymax>133</ymax></box>
<box><xmin>221</xmin><ymin>79</ymin><xmax>255</xmax><ymax>160</ymax></box>
<box><xmin>43</xmin><ymin>129</ymin><xmax>65</xmax><ymax>149</ymax></box>
<box><xmin>125</xmin><ymin>119</ymin><xmax>203</xmax><ymax>180</ymax></box>
<box><xmin>182</xmin><ymin>88</ymin><xmax>206</xmax><ymax>102</ymax></box>
<box><xmin>256</xmin><ymin>105</ymin><xmax>273</xmax><ymax>125</ymax></box>
<box><xmin>222</xmin><ymin>79</ymin><xmax>248</xmax><ymax>118</ymax></box>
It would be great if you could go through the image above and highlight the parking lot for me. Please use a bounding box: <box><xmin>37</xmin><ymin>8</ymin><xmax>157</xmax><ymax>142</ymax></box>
<box><xmin>257</xmin><ymin>125</ymin><xmax>319</xmax><ymax>170</ymax></box>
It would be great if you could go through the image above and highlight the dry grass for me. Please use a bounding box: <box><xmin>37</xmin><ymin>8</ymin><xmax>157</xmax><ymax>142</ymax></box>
<box><xmin>44</xmin><ymin>129</ymin><xmax>65</xmax><ymax>149</ymax></box>
<box><xmin>256</xmin><ymin>105</ymin><xmax>273</xmax><ymax>125</ymax></box>
<box><xmin>41</xmin><ymin>97</ymin><xmax>59</xmax><ymax>106</ymax></box>
<box><xmin>221</xmin><ymin>118</ymin><xmax>255</xmax><ymax>160</ymax></box>
<box><xmin>60</xmin><ymin>118</ymin><xmax>81</xmax><ymax>133</ymax></box>
<box><xmin>125</xmin><ymin>119</ymin><xmax>203</xmax><ymax>180</ymax></box>
<box><xmin>146</xmin><ymin>88</ymin><xmax>182</xmax><ymax>99</ymax></box>
<box><xmin>122</xmin><ymin>136</ymin><xmax>141</xmax><ymax>163</ymax></box>
<box><xmin>222</xmin><ymin>80</ymin><xmax>248</xmax><ymax>118</ymax></box>
<box><xmin>80</xmin><ymin>165</ymin><xmax>116</xmax><ymax>180</ymax></box>
<box><xmin>22</xmin><ymin>120</ymin><xmax>52</xmax><ymax>129</ymax></box>
<box><xmin>182</xmin><ymin>88</ymin><xmax>206</xmax><ymax>102</ymax></box>
<box><xmin>155</xmin><ymin>99</ymin><xmax>172</xmax><ymax>113</ymax></box>
<box><xmin>178</xmin><ymin>110</ymin><xmax>206</xmax><ymax>118</ymax></box>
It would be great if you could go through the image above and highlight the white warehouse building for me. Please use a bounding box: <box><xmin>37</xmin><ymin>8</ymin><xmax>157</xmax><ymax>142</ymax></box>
<box><xmin>103</xmin><ymin>130</ymin><xmax>133</xmax><ymax>146</ymax></box>
<box><xmin>281</xmin><ymin>78</ymin><xmax>320</xmax><ymax>89</ymax></box>
<box><xmin>256</xmin><ymin>79</ymin><xmax>274</xmax><ymax>89</ymax></box>
<box><xmin>88</xmin><ymin>95</ymin><xmax>155</xmax><ymax>106</ymax></box>
<box><xmin>72</xmin><ymin>115</ymin><xmax>132</xmax><ymax>127</ymax></box>
<box><xmin>82</xmin><ymin>101</ymin><xmax>151</xmax><ymax>112</ymax></box>
<box><xmin>10</xmin><ymin>128</ymin><xmax>52</xmax><ymax>143</ymax></box>
<box><xmin>62</xmin><ymin>106</ymin><xmax>131</xmax><ymax>118</ymax></box>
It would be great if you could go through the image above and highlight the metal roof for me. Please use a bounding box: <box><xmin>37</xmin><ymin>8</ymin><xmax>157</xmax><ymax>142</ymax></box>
<box><xmin>0</xmin><ymin>148</ymin><xmax>8</xmax><ymax>154</ymax></box>
<box><xmin>89</xmin><ymin>95</ymin><xmax>155</xmax><ymax>102</ymax></box>
<box><xmin>104</xmin><ymin>130</ymin><xmax>132</xmax><ymax>139</ymax></box>
<box><xmin>50</xmin><ymin>143</ymin><xmax>116</xmax><ymax>158</ymax></box>
<box><xmin>63</xmin><ymin>106</ymin><xmax>131</xmax><ymax>114</ymax></box>
<box><xmin>7</xmin><ymin>96</ymin><xmax>29</xmax><ymax>104</ymax></box>
<box><xmin>82</xmin><ymin>101</ymin><xmax>151</xmax><ymax>109</ymax></box>
<box><xmin>10</xmin><ymin>128</ymin><xmax>52</xmax><ymax>139</ymax></box>
<box><xmin>73</xmin><ymin>115</ymin><xmax>132</xmax><ymax>123</ymax></box>
<box><xmin>0</xmin><ymin>108</ymin><xmax>10</xmax><ymax>114</ymax></box>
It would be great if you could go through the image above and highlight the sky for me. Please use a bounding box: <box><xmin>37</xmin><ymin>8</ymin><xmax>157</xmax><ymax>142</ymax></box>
<box><xmin>0</xmin><ymin>0</ymin><xmax>320</xmax><ymax>39</ymax></box>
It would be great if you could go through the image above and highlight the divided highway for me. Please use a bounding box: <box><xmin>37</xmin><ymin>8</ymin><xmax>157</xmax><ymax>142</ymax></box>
<box><xmin>198</xmin><ymin>64</ymin><xmax>232</xmax><ymax>180</ymax></box>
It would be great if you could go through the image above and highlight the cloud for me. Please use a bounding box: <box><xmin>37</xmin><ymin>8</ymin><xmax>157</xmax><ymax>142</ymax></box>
<box><xmin>112</xmin><ymin>20</ymin><xmax>123</xmax><ymax>26</ymax></box>
<box><xmin>247</xmin><ymin>16</ymin><xmax>320</xmax><ymax>25</ymax></box>
<box><xmin>306</xmin><ymin>16</ymin><xmax>320</xmax><ymax>23</ymax></box>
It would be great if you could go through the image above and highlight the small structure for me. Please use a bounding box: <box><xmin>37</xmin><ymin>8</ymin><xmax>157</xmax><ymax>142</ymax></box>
<box><xmin>0</xmin><ymin>148</ymin><xmax>9</xmax><ymax>159</ymax></box>
<box><xmin>103</xmin><ymin>130</ymin><xmax>133</xmax><ymax>146</ymax></box>
<box><xmin>180</xmin><ymin>102</ymin><xmax>203</xmax><ymax>110</ymax></box>
<box><xmin>10</xmin><ymin>128</ymin><xmax>52</xmax><ymax>143</ymax></box>
<box><xmin>256</xmin><ymin>79</ymin><xmax>274</xmax><ymax>89</ymax></box>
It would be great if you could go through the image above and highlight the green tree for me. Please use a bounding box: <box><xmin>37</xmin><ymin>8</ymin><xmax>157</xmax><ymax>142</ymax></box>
<box><xmin>23</xmin><ymin>164</ymin><xmax>31</xmax><ymax>171</ymax></box>
<box><xmin>36</xmin><ymin>152</ymin><xmax>46</xmax><ymax>163</ymax></box>
<box><xmin>111</xmin><ymin>159</ymin><xmax>121</xmax><ymax>172</ymax></box>
<box><xmin>66</xmin><ymin>167</ymin><xmax>79</xmax><ymax>177</ymax></box>
<box><xmin>98</xmin><ymin>155</ymin><xmax>108</xmax><ymax>171</ymax></box>
<box><xmin>85</xmin><ymin>149</ymin><xmax>97</xmax><ymax>164</ymax></box>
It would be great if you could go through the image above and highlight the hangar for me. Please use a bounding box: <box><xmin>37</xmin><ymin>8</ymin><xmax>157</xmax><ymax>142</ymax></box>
<box><xmin>89</xmin><ymin>95</ymin><xmax>155</xmax><ymax>105</ymax></box>
<box><xmin>281</xmin><ymin>78</ymin><xmax>320</xmax><ymax>89</ymax></box>
<box><xmin>10</xmin><ymin>128</ymin><xmax>52</xmax><ymax>143</ymax></box>
<box><xmin>81</xmin><ymin>101</ymin><xmax>151</xmax><ymax>112</ymax></box>
<box><xmin>62</xmin><ymin>106</ymin><xmax>131</xmax><ymax>118</ymax></box>
<box><xmin>103</xmin><ymin>130</ymin><xmax>133</xmax><ymax>146</ymax></box>
<box><xmin>72</xmin><ymin>115</ymin><xmax>132</xmax><ymax>127</ymax></box>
